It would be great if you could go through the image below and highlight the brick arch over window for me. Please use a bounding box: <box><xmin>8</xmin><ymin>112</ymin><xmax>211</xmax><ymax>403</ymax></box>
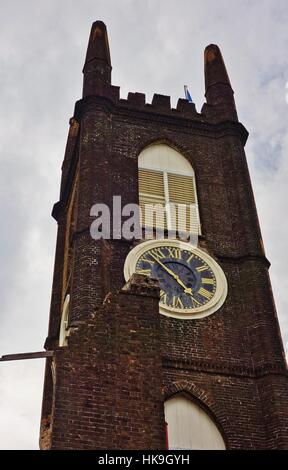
<box><xmin>135</xmin><ymin>137</ymin><xmax>196</xmax><ymax>168</ymax></box>
<box><xmin>163</xmin><ymin>380</ymin><xmax>229</xmax><ymax>449</ymax></box>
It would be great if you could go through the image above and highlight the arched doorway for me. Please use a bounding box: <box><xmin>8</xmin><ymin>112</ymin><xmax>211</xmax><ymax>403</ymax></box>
<box><xmin>165</xmin><ymin>394</ymin><xmax>226</xmax><ymax>450</ymax></box>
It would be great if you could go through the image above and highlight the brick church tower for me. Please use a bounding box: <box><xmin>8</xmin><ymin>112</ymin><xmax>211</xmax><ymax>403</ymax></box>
<box><xmin>40</xmin><ymin>21</ymin><xmax>288</xmax><ymax>450</ymax></box>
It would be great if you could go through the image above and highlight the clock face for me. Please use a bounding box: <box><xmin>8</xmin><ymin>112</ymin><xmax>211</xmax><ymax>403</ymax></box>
<box><xmin>124</xmin><ymin>240</ymin><xmax>227</xmax><ymax>319</ymax></box>
<box><xmin>135</xmin><ymin>246</ymin><xmax>216</xmax><ymax>311</ymax></box>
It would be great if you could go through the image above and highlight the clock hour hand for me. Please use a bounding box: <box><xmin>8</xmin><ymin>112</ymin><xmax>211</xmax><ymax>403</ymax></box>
<box><xmin>173</xmin><ymin>279</ymin><xmax>201</xmax><ymax>306</ymax></box>
<box><xmin>150</xmin><ymin>253</ymin><xmax>201</xmax><ymax>305</ymax></box>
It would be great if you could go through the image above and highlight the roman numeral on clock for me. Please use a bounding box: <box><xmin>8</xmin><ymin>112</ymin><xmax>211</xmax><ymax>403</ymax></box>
<box><xmin>198</xmin><ymin>287</ymin><xmax>213</xmax><ymax>300</ymax></box>
<box><xmin>196</xmin><ymin>265</ymin><xmax>208</xmax><ymax>273</ymax></box>
<box><xmin>186</xmin><ymin>253</ymin><xmax>194</xmax><ymax>263</ymax></box>
<box><xmin>172</xmin><ymin>296</ymin><xmax>184</xmax><ymax>308</ymax></box>
<box><xmin>150</xmin><ymin>248</ymin><xmax>165</xmax><ymax>260</ymax></box>
<box><xmin>160</xmin><ymin>291</ymin><xmax>167</xmax><ymax>304</ymax></box>
<box><xmin>137</xmin><ymin>268</ymin><xmax>151</xmax><ymax>275</ymax></box>
<box><xmin>141</xmin><ymin>255</ymin><xmax>154</xmax><ymax>266</ymax></box>
<box><xmin>202</xmin><ymin>277</ymin><xmax>215</xmax><ymax>285</ymax></box>
<box><xmin>167</xmin><ymin>247</ymin><xmax>181</xmax><ymax>259</ymax></box>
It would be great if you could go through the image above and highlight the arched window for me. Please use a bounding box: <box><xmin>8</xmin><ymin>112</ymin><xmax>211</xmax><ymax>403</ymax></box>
<box><xmin>164</xmin><ymin>395</ymin><xmax>226</xmax><ymax>450</ymax></box>
<box><xmin>59</xmin><ymin>294</ymin><xmax>70</xmax><ymax>347</ymax></box>
<box><xmin>138</xmin><ymin>144</ymin><xmax>201</xmax><ymax>236</ymax></box>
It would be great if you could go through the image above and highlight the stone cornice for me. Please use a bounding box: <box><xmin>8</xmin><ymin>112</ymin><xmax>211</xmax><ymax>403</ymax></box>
<box><xmin>73</xmin><ymin>95</ymin><xmax>249</xmax><ymax>145</ymax></box>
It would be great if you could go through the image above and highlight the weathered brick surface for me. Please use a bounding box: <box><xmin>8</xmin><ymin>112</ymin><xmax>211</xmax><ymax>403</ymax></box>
<box><xmin>45</xmin><ymin>275</ymin><xmax>165</xmax><ymax>450</ymax></box>
<box><xmin>40</xmin><ymin>24</ymin><xmax>288</xmax><ymax>449</ymax></box>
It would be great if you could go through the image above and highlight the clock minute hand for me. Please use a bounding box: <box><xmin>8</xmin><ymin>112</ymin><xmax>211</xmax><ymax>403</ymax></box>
<box><xmin>150</xmin><ymin>253</ymin><xmax>201</xmax><ymax>305</ymax></box>
<box><xmin>150</xmin><ymin>253</ymin><xmax>179</xmax><ymax>280</ymax></box>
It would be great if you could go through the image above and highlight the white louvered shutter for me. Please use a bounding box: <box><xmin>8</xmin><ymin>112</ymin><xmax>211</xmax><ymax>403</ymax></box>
<box><xmin>138</xmin><ymin>168</ymin><xmax>166</xmax><ymax>229</ymax></box>
<box><xmin>167</xmin><ymin>173</ymin><xmax>200</xmax><ymax>235</ymax></box>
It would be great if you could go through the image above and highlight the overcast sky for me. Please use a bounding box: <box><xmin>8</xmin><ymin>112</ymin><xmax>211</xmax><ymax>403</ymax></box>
<box><xmin>0</xmin><ymin>0</ymin><xmax>287</xmax><ymax>449</ymax></box>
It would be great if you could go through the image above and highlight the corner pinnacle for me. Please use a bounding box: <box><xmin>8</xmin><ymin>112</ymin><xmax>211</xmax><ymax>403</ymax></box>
<box><xmin>82</xmin><ymin>21</ymin><xmax>112</xmax><ymax>97</ymax></box>
<box><xmin>204</xmin><ymin>44</ymin><xmax>237</xmax><ymax>119</ymax></box>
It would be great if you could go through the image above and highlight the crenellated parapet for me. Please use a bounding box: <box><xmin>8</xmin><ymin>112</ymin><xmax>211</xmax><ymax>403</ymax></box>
<box><xmin>73</xmin><ymin>86</ymin><xmax>243</xmax><ymax>126</ymax></box>
<box><xmin>80</xmin><ymin>21</ymin><xmax>238</xmax><ymax>126</ymax></box>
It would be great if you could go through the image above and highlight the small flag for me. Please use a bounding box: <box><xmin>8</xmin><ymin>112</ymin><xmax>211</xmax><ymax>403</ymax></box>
<box><xmin>184</xmin><ymin>85</ymin><xmax>193</xmax><ymax>103</ymax></box>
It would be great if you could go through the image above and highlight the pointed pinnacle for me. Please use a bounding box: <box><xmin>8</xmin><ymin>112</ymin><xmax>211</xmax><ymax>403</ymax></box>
<box><xmin>204</xmin><ymin>44</ymin><xmax>231</xmax><ymax>91</ymax></box>
<box><xmin>84</xmin><ymin>21</ymin><xmax>111</xmax><ymax>68</ymax></box>
<box><xmin>82</xmin><ymin>21</ymin><xmax>112</xmax><ymax>96</ymax></box>
<box><xmin>203</xmin><ymin>44</ymin><xmax>237</xmax><ymax>120</ymax></box>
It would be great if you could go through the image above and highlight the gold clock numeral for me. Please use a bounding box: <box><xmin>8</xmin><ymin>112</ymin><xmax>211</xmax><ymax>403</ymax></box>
<box><xmin>196</xmin><ymin>265</ymin><xmax>208</xmax><ymax>273</ymax></box>
<box><xmin>187</xmin><ymin>253</ymin><xmax>194</xmax><ymax>263</ymax></box>
<box><xmin>137</xmin><ymin>268</ymin><xmax>151</xmax><ymax>275</ymax></box>
<box><xmin>150</xmin><ymin>248</ymin><xmax>165</xmax><ymax>260</ymax></box>
<box><xmin>141</xmin><ymin>255</ymin><xmax>154</xmax><ymax>266</ymax></box>
<box><xmin>160</xmin><ymin>291</ymin><xmax>167</xmax><ymax>304</ymax></box>
<box><xmin>202</xmin><ymin>277</ymin><xmax>215</xmax><ymax>285</ymax></box>
<box><xmin>167</xmin><ymin>247</ymin><xmax>181</xmax><ymax>259</ymax></box>
<box><xmin>198</xmin><ymin>287</ymin><xmax>213</xmax><ymax>300</ymax></box>
<box><xmin>191</xmin><ymin>298</ymin><xmax>199</xmax><ymax>308</ymax></box>
<box><xmin>172</xmin><ymin>296</ymin><xmax>183</xmax><ymax>308</ymax></box>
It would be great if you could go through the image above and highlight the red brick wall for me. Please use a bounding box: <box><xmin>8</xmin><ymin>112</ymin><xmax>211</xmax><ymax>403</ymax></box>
<box><xmin>46</xmin><ymin>275</ymin><xmax>165</xmax><ymax>450</ymax></box>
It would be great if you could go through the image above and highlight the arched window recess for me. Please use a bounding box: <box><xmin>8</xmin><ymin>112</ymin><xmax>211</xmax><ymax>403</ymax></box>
<box><xmin>138</xmin><ymin>144</ymin><xmax>201</xmax><ymax>237</ymax></box>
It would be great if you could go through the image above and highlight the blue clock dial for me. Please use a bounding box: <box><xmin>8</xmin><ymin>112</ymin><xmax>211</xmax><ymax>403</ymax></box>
<box><xmin>135</xmin><ymin>246</ymin><xmax>216</xmax><ymax>311</ymax></box>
